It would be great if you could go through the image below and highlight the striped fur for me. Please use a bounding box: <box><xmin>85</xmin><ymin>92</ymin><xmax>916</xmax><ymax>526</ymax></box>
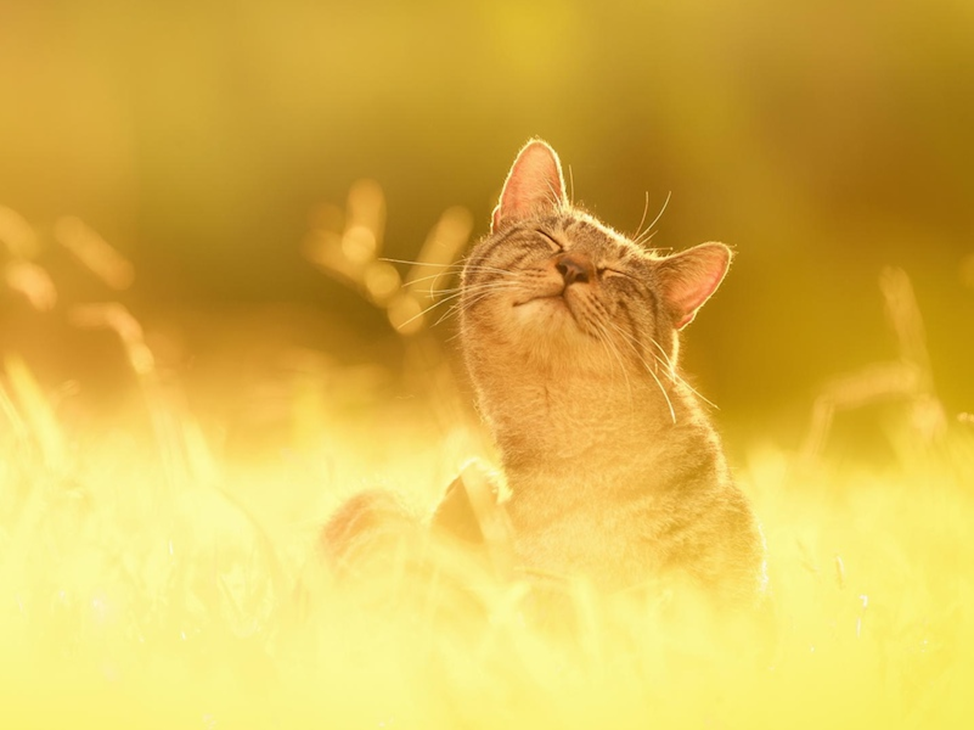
<box><xmin>460</xmin><ymin>140</ymin><xmax>768</xmax><ymax>607</ymax></box>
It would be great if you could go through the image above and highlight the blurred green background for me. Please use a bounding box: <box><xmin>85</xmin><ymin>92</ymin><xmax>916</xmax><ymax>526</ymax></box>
<box><xmin>1</xmin><ymin>0</ymin><xmax>972</xmax><ymax>449</ymax></box>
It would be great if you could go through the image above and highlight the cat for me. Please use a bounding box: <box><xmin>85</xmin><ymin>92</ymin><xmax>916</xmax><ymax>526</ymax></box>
<box><xmin>457</xmin><ymin>139</ymin><xmax>768</xmax><ymax>608</ymax></box>
<box><xmin>322</xmin><ymin>140</ymin><xmax>768</xmax><ymax>612</ymax></box>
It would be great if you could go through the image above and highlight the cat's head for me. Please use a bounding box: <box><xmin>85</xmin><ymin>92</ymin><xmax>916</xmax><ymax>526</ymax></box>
<box><xmin>461</xmin><ymin>139</ymin><xmax>731</xmax><ymax>384</ymax></box>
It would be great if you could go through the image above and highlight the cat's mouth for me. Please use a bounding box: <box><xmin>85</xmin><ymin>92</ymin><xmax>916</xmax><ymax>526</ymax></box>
<box><xmin>512</xmin><ymin>293</ymin><xmax>581</xmax><ymax>326</ymax></box>
<box><xmin>514</xmin><ymin>293</ymin><xmax>570</xmax><ymax>311</ymax></box>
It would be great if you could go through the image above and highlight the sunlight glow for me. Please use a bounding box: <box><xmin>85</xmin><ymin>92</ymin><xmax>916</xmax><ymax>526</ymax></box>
<box><xmin>2</xmin><ymin>172</ymin><xmax>973</xmax><ymax>730</ymax></box>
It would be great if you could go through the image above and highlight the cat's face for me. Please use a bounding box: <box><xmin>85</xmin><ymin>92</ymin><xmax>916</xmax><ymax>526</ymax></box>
<box><xmin>462</xmin><ymin>213</ymin><xmax>670</xmax><ymax>374</ymax></box>
<box><xmin>460</xmin><ymin>141</ymin><xmax>731</xmax><ymax>382</ymax></box>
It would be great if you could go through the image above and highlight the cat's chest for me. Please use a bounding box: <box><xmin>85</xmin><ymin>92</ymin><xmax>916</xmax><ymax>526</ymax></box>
<box><xmin>503</xmin><ymin>456</ymin><xmax>722</xmax><ymax>590</ymax></box>
<box><xmin>503</xmin><ymin>440</ymin><xmax>681</xmax><ymax>531</ymax></box>
<box><xmin>505</xmin><ymin>465</ymin><xmax>677</xmax><ymax>588</ymax></box>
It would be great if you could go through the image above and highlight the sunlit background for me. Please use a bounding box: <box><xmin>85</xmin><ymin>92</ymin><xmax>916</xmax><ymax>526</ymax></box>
<box><xmin>1</xmin><ymin>1</ymin><xmax>973</xmax><ymax>728</ymax></box>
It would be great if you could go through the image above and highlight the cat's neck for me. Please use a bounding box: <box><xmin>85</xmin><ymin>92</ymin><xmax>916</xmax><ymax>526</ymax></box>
<box><xmin>477</xmin><ymin>362</ymin><xmax>730</xmax><ymax>542</ymax></box>
<box><xmin>474</xmin><ymin>356</ymin><xmax>717</xmax><ymax>480</ymax></box>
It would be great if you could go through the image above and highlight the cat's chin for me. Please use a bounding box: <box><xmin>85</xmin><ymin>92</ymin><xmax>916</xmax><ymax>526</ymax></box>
<box><xmin>507</xmin><ymin>296</ymin><xmax>600</xmax><ymax>356</ymax></box>
<box><xmin>512</xmin><ymin>296</ymin><xmax>583</xmax><ymax>334</ymax></box>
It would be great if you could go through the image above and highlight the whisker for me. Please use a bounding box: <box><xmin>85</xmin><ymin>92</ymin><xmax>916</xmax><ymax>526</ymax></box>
<box><xmin>646</xmin><ymin>359</ymin><xmax>676</xmax><ymax>424</ymax></box>
<box><xmin>395</xmin><ymin>283</ymin><xmax>515</xmax><ymax>331</ymax></box>
<box><xmin>646</xmin><ymin>336</ymin><xmax>674</xmax><ymax>371</ymax></box>
<box><xmin>643</xmin><ymin>335</ymin><xmax>718</xmax><ymax>409</ymax></box>
<box><xmin>391</xmin><ymin>262</ymin><xmax>515</xmax><ymax>285</ymax></box>
<box><xmin>405</xmin><ymin>270</ymin><xmax>459</xmax><ymax>298</ymax></box>
<box><xmin>633</xmin><ymin>191</ymin><xmax>672</xmax><ymax>247</ymax></box>
<box><xmin>608</xmin><ymin>321</ymin><xmax>718</xmax><ymax>411</ymax></box>
<box><xmin>432</xmin><ymin>280</ymin><xmax>524</xmax><ymax>324</ymax></box>
<box><xmin>431</xmin><ymin>289</ymin><xmax>512</xmax><ymax>318</ymax></box>
<box><xmin>605</xmin><ymin>320</ymin><xmax>668</xmax><ymax>377</ymax></box>
<box><xmin>634</xmin><ymin>191</ymin><xmax>649</xmax><ymax>240</ymax></box>
<box><xmin>425</xmin><ymin>279</ymin><xmax>523</xmax><ymax>299</ymax></box>
<box><xmin>401</xmin><ymin>264</ymin><xmax>520</xmax><ymax>302</ymax></box>
<box><xmin>379</xmin><ymin>257</ymin><xmax>464</xmax><ymax>268</ymax></box>
<box><xmin>450</xmin><ymin>280</ymin><xmax>522</xmax><ymax>297</ymax></box>
<box><xmin>593</xmin><ymin>318</ymin><xmax>634</xmax><ymax>416</ymax></box>
<box><xmin>404</xmin><ymin>271</ymin><xmax>462</xmax><ymax>287</ymax></box>
<box><xmin>599</xmin><ymin>317</ymin><xmax>677</xmax><ymax>424</ymax></box>
<box><xmin>646</xmin><ymin>190</ymin><xmax>672</xmax><ymax>235</ymax></box>
<box><xmin>417</xmin><ymin>267</ymin><xmax>518</xmax><ymax>292</ymax></box>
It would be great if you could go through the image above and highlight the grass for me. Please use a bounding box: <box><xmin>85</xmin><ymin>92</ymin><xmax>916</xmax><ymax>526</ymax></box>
<box><xmin>1</xmin><ymin>199</ymin><xmax>973</xmax><ymax>729</ymax></box>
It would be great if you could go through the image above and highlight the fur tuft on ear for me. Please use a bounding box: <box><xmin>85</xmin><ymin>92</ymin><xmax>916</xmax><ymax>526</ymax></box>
<box><xmin>491</xmin><ymin>139</ymin><xmax>567</xmax><ymax>232</ymax></box>
<box><xmin>657</xmin><ymin>242</ymin><xmax>732</xmax><ymax>330</ymax></box>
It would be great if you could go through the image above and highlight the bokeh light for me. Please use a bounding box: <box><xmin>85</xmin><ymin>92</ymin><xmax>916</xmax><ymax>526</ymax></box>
<box><xmin>1</xmin><ymin>1</ymin><xmax>972</xmax><ymax>728</ymax></box>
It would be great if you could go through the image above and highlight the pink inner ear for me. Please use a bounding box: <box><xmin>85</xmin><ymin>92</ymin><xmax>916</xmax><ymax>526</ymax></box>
<box><xmin>493</xmin><ymin>141</ymin><xmax>567</xmax><ymax>231</ymax></box>
<box><xmin>660</xmin><ymin>243</ymin><xmax>732</xmax><ymax>330</ymax></box>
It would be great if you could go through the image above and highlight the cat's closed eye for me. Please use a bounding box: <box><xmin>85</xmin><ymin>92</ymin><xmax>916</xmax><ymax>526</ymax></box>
<box><xmin>596</xmin><ymin>266</ymin><xmax>632</xmax><ymax>280</ymax></box>
<box><xmin>535</xmin><ymin>229</ymin><xmax>563</xmax><ymax>252</ymax></box>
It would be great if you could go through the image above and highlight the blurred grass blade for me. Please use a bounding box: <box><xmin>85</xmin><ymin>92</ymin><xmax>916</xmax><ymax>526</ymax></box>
<box><xmin>0</xmin><ymin>205</ymin><xmax>39</xmax><ymax>259</ymax></box>
<box><xmin>54</xmin><ymin>216</ymin><xmax>134</xmax><ymax>290</ymax></box>
<box><xmin>3</xmin><ymin>356</ymin><xmax>65</xmax><ymax>472</ymax></box>
<box><xmin>3</xmin><ymin>260</ymin><xmax>58</xmax><ymax>311</ymax></box>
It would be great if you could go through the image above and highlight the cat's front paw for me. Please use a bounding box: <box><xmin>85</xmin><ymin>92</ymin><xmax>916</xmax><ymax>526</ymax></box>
<box><xmin>430</xmin><ymin>460</ymin><xmax>515</xmax><ymax>578</ymax></box>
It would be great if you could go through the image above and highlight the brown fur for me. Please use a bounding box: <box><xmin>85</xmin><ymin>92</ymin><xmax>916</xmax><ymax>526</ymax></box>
<box><xmin>460</xmin><ymin>140</ymin><xmax>768</xmax><ymax>607</ymax></box>
<box><xmin>318</xmin><ymin>140</ymin><xmax>768</xmax><ymax>614</ymax></box>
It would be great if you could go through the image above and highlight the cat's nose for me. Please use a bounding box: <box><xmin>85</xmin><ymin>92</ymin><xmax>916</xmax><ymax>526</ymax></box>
<box><xmin>555</xmin><ymin>254</ymin><xmax>592</xmax><ymax>286</ymax></box>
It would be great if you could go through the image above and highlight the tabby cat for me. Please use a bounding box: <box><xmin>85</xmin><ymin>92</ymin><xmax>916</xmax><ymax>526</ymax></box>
<box><xmin>322</xmin><ymin>140</ymin><xmax>767</xmax><ymax>610</ymax></box>
<box><xmin>458</xmin><ymin>140</ymin><xmax>767</xmax><ymax>606</ymax></box>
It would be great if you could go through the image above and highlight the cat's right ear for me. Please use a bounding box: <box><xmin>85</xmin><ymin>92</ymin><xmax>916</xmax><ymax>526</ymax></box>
<box><xmin>491</xmin><ymin>140</ymin><xmax>568</xmax><ymax>233</ymax></box>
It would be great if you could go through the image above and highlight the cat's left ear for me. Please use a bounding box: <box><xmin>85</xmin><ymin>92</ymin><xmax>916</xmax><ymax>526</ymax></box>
<box><xmin>656</xmin><ymin>242</ymin><xmax>732</xmax><ymax>330</ymax></box>
<box><xmin>492</xmin><ymin>140</ymin><xmax>568</xmax><ymax>233</ymax></box>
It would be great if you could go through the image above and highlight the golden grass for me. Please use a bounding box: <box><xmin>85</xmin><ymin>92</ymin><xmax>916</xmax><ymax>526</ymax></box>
<box><xmin>2</xmin><ymin>355</ymin><xmax>972</xmax><ymax>729</ymax></box>
<box><xmin>1</xmin><ymin>201</ymin><xmax>972</xmax><ymax>728</ymax></box>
